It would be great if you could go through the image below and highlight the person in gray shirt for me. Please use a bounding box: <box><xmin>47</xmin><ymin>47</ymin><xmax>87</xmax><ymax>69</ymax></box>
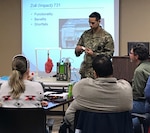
<box><xmin>65</xmin><ymin>55</ymin><xmax>133</xmax><ymax>131</ymax></box>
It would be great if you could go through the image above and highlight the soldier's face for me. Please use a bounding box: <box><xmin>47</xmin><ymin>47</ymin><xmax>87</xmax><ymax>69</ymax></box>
<box><xmin>89</xmin><ymin>17</ymin><xmax>100</xmax><ymax>30</ymax></box>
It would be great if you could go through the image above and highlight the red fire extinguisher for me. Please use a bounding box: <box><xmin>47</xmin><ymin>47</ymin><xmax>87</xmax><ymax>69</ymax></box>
<box><xmin>45</xmin><ymin>50</ymin><xmax>53</xmax><ymax>73</ymax></box>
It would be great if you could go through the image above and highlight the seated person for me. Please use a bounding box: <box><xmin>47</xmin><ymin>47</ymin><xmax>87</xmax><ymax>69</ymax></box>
<box><xmin>0</xmin><ymin>54</ymin><xmax>48</xmax><ymax>107</ymax></box>
<box><xmin>64</xmin><ymin>55</ymin><xmax>133</xmax><ymax>132</ymax></box>
<box><xmin>129</xmin><ymin>43</ymin><xmax>150</xmax><ymax>133</ymax></box>
<box><xmin>129</xmin><ymin>43</ymin><xmax>150</xmax><ymax>114</ymax></box>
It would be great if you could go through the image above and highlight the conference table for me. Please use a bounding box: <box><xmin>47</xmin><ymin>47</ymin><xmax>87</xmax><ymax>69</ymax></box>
<box><xmin>36</xmin><ymin>77</ymin><xmax>75</xmax><ymax>116</ymax></box>
<box><xmin>44</xmin><ymin>97</ymin><xmax>74</xmax><ymax>116</ymax></box>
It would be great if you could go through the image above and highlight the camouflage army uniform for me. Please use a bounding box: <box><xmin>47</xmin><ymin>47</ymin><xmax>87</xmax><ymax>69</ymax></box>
<box><xmin>75</xmin><ymin>26</ymin><xmax>114</xmax><ymax>78</ymax></box>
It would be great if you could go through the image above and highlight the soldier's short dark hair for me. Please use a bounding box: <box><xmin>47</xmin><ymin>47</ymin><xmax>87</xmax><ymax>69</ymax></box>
<box><xmin>92</xmin><ymin>55</ymin><xmax>113</xmax><ymax>77</ymax></box>
<box><xmin>89</xmin><ymin>12</ymin><xmax>101</xmax><ymax>21</ymax></box>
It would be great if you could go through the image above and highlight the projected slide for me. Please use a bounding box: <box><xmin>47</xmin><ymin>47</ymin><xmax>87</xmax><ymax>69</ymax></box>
<box><xmin>59</xmin><ymin>18</ymin><xmax>104</xmax><ymax>49</ymax></box>
<box><xmin>22</xmin><ymin>0</ymin><xmax>119</xmax><ymax>73</ymax></box>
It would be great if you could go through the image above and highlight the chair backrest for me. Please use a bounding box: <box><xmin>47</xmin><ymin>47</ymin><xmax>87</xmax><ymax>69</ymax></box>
<box><xmin>75</xmin><ymin>110</ymin><xmax>134</xmax><ymax>133</ymax></box>
<box><xmin>0</xmin><ymin>108</ymin><xmax>47</xmax><ymax>133</ymax></box>
<box><xmin>132</xmin><ymin>113</ymin><xmax>150</xmax><ymax>133</ymax></box>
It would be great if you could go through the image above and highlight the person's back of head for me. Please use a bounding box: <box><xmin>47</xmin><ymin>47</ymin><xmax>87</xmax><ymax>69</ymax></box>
<box><xmin>92</xmin><ymin>55</ymin><xmax>113</xmax><ymax>77</ymax></box>
<box><xmin>89</xmin><ymin>12</ymin><xmax>101</xmax><ymax>21</ymax></box>
<box><xmin>9</xmin><ymin>54</ymin><xmax>30</xmax><ymax>99</ymax></box>
<box><xmin>132</xmin><ymin>43</ymin><xmax>149</xmax><ymax>60</ymax></box>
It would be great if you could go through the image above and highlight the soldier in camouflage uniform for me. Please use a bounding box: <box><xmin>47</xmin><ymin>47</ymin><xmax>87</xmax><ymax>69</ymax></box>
<box><xmin>75</xmin><ymin>12</ymin><xmax>114</xmax><ymax>79</ymax></box>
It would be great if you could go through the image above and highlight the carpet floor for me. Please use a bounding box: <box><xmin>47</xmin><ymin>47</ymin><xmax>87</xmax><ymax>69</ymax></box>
<box><xmin>47</xmin><ymin>103</ymin><xmax>69</xmax><ymax>133</ymax></box>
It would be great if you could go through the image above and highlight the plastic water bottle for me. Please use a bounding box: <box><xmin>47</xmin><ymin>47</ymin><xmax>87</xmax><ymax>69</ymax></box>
<box><xmin>68</xmin><ymin>83</ymin><xmax>73</xmax><ymax>99</ymax></box>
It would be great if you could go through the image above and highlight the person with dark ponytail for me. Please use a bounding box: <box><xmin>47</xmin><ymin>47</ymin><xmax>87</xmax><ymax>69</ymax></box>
<box><xmin>0</xmin><ymin>54</ymin><xmax>48</xmax><ymax>107</ymax></box>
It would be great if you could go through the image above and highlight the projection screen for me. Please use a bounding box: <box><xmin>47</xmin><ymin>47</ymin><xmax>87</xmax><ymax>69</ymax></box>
<box><xmin>21</xmin><ymin>0</ymin><xmax>119</xmax><ymax>75</ymax></box>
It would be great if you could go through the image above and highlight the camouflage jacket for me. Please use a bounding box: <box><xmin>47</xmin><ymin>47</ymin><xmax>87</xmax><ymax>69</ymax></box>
<box><xmin>75</xmin><ymin>27</ymin><xmax>114</xmax><ymax>78</ymax></box>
